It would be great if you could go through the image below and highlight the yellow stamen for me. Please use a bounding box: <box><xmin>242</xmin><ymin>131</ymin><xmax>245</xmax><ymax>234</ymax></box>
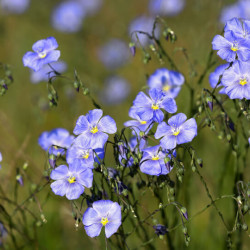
<box><xmin>82</xmin><ymin>152</ymin><xmax>89</xmax><ymax>159</ymax></box>
<box><xmin>152</xmin><ymin>155</ymin><xmax>159</xmax><ymax>161</ymax></box>
<box><xmin>91</xmin><ymin>126</ymin><xmax>98</xmax><ymax>134</ymax></box>
<box><xmin>68</xmin><ymin>176</ymin><xmax>76</xmax><ymax>184</ymax></box>
<box><xmin>54</xmin><ymin>145</ymin><xmax>58</xmax><ymax>150</ymax></box>
<box><xmin>38</xmin><ymin>52</ymin><xmax>47</xmax><ymax>58</ymax></box>
<box><xmin>239</xmin><ymin>78</ymin><xmax>247</xmax><ymax>86</ymax></box>
<box><xmin>163</xmin><ymin>85</ymin><xmax>171</xmax><ymax>92</ymax></box>
<box><xmin>140</xmin><ymin>121</ymin><xmax>147</xmax><ymax>125</ymax></box>
<box><xmin>101</xmin><ymin>217</ymin><xmax>109</xmax><ymax>226</ymax></box>
<box><xmin>151</xmin><ymin>104</ymin><xmax>159</xmax><ymax>110</ymax></box>
<box><xmin>231</xmin><ymin>46</ymin><xmax>238</xmax><ymax>52</ymax></box>
<box><xmin>173</xmin><ymin>130</ymin><xmax>180</xmax><ymax>136</ymax></box>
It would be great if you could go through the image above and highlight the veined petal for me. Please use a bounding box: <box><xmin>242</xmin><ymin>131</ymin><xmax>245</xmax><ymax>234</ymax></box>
<box><xmin>82</xmin><ymin>207</ymin><xmax>101</xmax><ymax>226</ymax></box>
<box><xmin>212</xmin><ymin>35</ymin><xmax>231</xmax><ymax>50</ymax></box>
<box><xmin>73</xmin><ymin>115</ymin><xmax>89</xmax><ymax>135</ymax></box>
<box><xmin>65</xmin><ymin>183</ymin><xmax>84</xmax><ymax>200</ymax></box>
<box><xmin>84</xmin><ymin>223</ymin><xmax>103</xmax><ymax>238</ymax></box>
<box><xmin>133</xmin><ymin>91</ymin><xmax>152</xmax><ymax>107</ymax></box>
<box><xmin>93</xmin><ymin>200</ymin><xmax>114</xmax><ymax>216</ymax></box>
<box><xmin>50</xmin><ymin>165</ymin><xmax>69</xmax><ymax>180</ymax></box>
<box><xmin>98</xmin><ymin>116</ymin><xmax>117</xmax><ymax>134</ymax></box>
<box><xmin>155</xmin><ymin>122</ymin><xmax>171</xmax><ymax>139</ymax></box>
<box><xmin>160</xmin><ymin>98</ymin><xmax>177</xmax><ymax>113</ymax></box>
<box><xmin>140</xmin><ymin>160</ymin><xmax>161</xmax><ymax>176</ymax></box>
<box><xmin>105</xmin><ymin>222</ymin><xmax>121</xmax><ymax>238</ymax></box>
<box><xmin>50</xmin><ymin>180</ymin><xmax>69</xmax><ymax>197</ymax></box>
<box><xmin>177</xmin><ymin>118</ymin><xmax>197</xmax><ymax>144</ymax></box>
<box><xmin>160</xmin><ymin>135</ymin><xmax>177</xmax><ymax>150</ymax></box>
<box><xmin>77</xmin><ymin>169</ymin><xmax>93</xmax><ymax>188</ymax></box>
<box><xmin>88</xmin><ymin>109</ymin><xmax>103</xmax><ymax>125</ymax></box>
<box><xmin>168</xmin><ymin>113</ymin><xmax>187</xmax><ymax>127</ymax></box>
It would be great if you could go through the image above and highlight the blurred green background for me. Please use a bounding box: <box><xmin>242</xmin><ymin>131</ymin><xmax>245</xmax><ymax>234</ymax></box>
<box><xmin>0</xmin><ymin>0</ymin><xmax>249</xmax><ymax>249</ymax></box>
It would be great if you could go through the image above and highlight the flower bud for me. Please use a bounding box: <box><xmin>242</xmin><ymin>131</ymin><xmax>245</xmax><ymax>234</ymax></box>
<box><xmin>129</xmin><ymin>42</ymin><xmax>136</xmax><ymax>57</ymax></box>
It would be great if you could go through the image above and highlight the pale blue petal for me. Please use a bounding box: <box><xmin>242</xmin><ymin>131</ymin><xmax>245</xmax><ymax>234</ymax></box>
<box><xmin>66</xmin><ymin>183</ymin><xmax>84</xmax><ymax>200</ymax></box>
<box><xmin>155</xmin><ymin>122</ymin><xmax>171</xmax><ymax>139</ymax></box>
<box><xmin>73</xmin><ymin>115</ymin><xmax>89</xmax><ymax>135</ymax></box>
<box><xmin>98</xmin><ymin>116</ymin><xmax>117</xmax><ymax>134</ymax></box>
<box><xmin>177</xmin><ymin>118</ymin><xmax>197</xmax><ymax>144</ymax></box>
<box><xmin>82</xmin><ymin>207</ymin><xmax>100</xmax><ymax>226</ymax></box>
<box><xmin>77</xmin><ymin>169</ymin><xmax>93</xmax><ymax>188</ymax></box>
<box><xmin>51</xmin><ymin>180</ymin><xmax>69</xmax><ymax>196</ymax></box>
<box><xmin>160</xmin><ymin>98</ymin><xmax>177</xmax><ymax>113</ymax></box>
<box><xmin>50</xmin><ymin>165</ymin><xmax>69</xmax><ymax>180</ymax></box>
<box><xmin>154</xmin><ymin>110</ymin><xmax>164</xmax><ymax>123</ymax></box>
<box><xmin>160</xmin><ymin>135</ymin><xmax>177</xmax><ymax>150</ymax></box>
<box><xmin>133</xmin><ymin>92</ymin><xmax>152</xmax><ymax>107</ymax></box>
<box><xmin>140</xmin><ymin>160</ymin><xmax>161</xmax><ymax>176</ymax></box>
<box><xmin>93</xmin><ymin>200</ymin><xmax>114</xmax><ymax>216</ymax></box>
<box><xmin>88</xmin><ymin>109</ymin><xmax>103</xmax><ymax>125</ymax></box>
<box><xmin>168</xmin><ymin>113</ymin><xmax>187</xmax><ymax>127</ymax></box>
<box><xmin>84</xmin><ymin>223</ymin><xmax>102</xmax><ymax>238</ymax></box>
<box><xmin>212</xmin><ymin>35</ymin><xmax>231</xmax><ymax>50</ymax></box>
<box><xmin>105</xmin><ymin>222</ymin><xmax>121</xmax><ymax>238</ymax></box>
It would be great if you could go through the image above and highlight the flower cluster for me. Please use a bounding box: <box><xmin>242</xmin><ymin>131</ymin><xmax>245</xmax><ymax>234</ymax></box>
<box><xmin>211</xmin><ymin>18</ymin><xmax>250</xmax><ymax>100</ymax></box>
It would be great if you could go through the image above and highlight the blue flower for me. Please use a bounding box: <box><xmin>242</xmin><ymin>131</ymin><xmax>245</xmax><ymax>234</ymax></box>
<box><xmin>148</xmin><ymin>68</ymin><xmax>185</xmax><ymax>99</ymax></box>
<box><xmin>155</xmin><ymin>113</ymin><xmax>197</xmax><ymax>150</ymax></box>
<box><xmin>73</xmin><ymin>109</ymin><xmax>117</xmax><ymax>149</ymax></box>
<box><xmin>30</xmin><ymin>61</ymin><xmax>67</xmax><ymax>84</ymax></box>
<box><xmin>209</xmin><ymin>63</ymin><xmax>230</xmax><ymax>94</ymax></box>
<box><xmin>1</xmin><ymin>0</ymin><xmax>30</xmax><ymax>14</ymax></box>
<box><xmin>129</xmin><ymin>16</ymin><xmax>160</xmax><ymax>47</ymax></box>
<box><xmin>212</xmin><ymin>31</ymin><xmax>250</xmax><ymax>62</ymax></box>
<box><xmin>66</xmin><ymin>137</ymin><xmax>104</xmax><ymax>169</ymax></box>
<box><xmin>124</xmin><ymin>107</ymin><xmax>154</xmax><ymax>135</ymax></box>
<box><xmin>52</xmin><ymin>1</ymin><xmax>85</xmax><ymax>33</ymax></box>
<box><xmin>119</xmin><ymin>136</ymin><xmax>147</xmax><ymax>167</ymax></box>
<box><xmin>224</xmin><ymin>18</ymin><xmax>250</xmax><ymax>40</ymax></box>
<box><xmin>0</xmin><ymin>152</ymin><xmax>2</xmax><ymax>169</ymax></box>
<box><xmin>99</xmin><ymin>76</ymin><xmax>130</xmax><ymax>105</ymax></box>
<box><xmin>98</xmin><ymin>39</ymin><xmax>130</xmax><ymax>70</ymax></box>
<box><xmin>82</xmin><ymin>200</ymin><xmax>121</xmax><ymax>238</ymax></box>
<box><xmin>50</xmin><ymin>162</ymin><xmax>93</xmax><ymax>200</ymax></box>
<box><xmin>38</xmin><ymin>128</ymin><xmax>75</xmax><ymax>156</ymax></box>
<box><xmin>131</xmin><ymin>88</ymin><xmax>177</xmax><ymax>123</ymax></box>
<box><xmin>23</xmin><ymin>37</ymin><xmax>60</xmax><ymax>72</ymax></box>
<box><xmin>148</xmin><ymin>0</ymin><xmax>185</xmax><ymax>17</ymax></box>
<box><xmin>140</xmin><ymin>145</ymin><xmax>174</xmax><ymax>176</ymax></box>
<box><xmin>220</xmin><ymin>1</ymin><xmax>250</xmax><ymax>24</ymax></box>
<box><xmin>221</xmin><ymin>60</ymin><xmax>250</xmax><ymax>100</ymax></box>
<box><xmin>78</xmin><ymin>0</ymin><xmax>103</xmax><ymax>16</ymax></box>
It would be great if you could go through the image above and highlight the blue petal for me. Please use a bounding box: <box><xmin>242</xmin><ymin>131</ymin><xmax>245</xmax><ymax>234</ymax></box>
<box><xmin>217</xmin><ymin>48</ymin><xmax>236</xmax><ymax>62</ymax></box>
<box><xmin>44</xmin><ymin>37</ymin><xmax>59</xmax><ymax>51</ymax></box>
<box><xmin>169</xmin><ymin>70</ymin><xmax>185</xmax><ymax>86</ymax></box>
<box><xmin>224</xmin><ymin>18</ymin><xmax>243</xmax><ymax>36</ymax></box>
<box><xmin>212</xmin><ymin>35</ymin><xmax>231</xmax><ymax>50</ymax></box>
<box><xmin>88</xmin><ymin>109</ymin><xmax>103</xmax><ymax>125</ymax></box>
<box><xmin>149</xmin><ymin>88</ymin><xmax>162</xmax><ymax>102</ymax></box>
<box><xmin>107</xmin><ymin>202</ymin><xmax>122</xmax><ymax>222</ymax></box>
<box><xmin>66</xmin><ymin>182</ymin><xmax>84</xmax><ymax>200</ymax></box>
<box><xmin>160</xmin><ymin>97</ymin><xmax>177</xmax><ymax>113</ymax></box>
<box><xmin>92</xmin><ymin>200</ymin><xmax>114</xmax><ymax>216</ymax></box>
<box><xmin>82</xmin><ymin>207</ymin><xmax>100</xmax><ymax>226</ymax></box>
<box><xmin>168</xmin><ymin>113</ymin><xmax>187</xmax><ymax>127</ymax></box>
<box><xmin>98</xmin><ymin>116</ymin><xmax>117</xmax><ymax>134</ymax></box>
<box><xmin>133</xmin><ymin>92</ymin><xmax>152</xmax><ymax>107</ymax></box>
<box><xmin>23</xmin><ymin>51</ymin><xmax>39</xmax><ymax>70</ymax></box>
<box><xmin>77</xmin><ymin>168</ymin><xmax>93</xmax><ymax>188</ymax></box>
<box><xmin>50</xmin><ymin>179</ymin><xmax>69</xmax><ymax>197</ymax></box>
<box><xmin>140</xmin><ymin>160</ymin><xmax>161</xmax><ymax>176</ymax></box>
<box><xmin>89</xmin><ymin>132</ymin><xmax>109</xmax><ymax>149</ymax></box>
<box><xmin>50</xmin><ymin>165</ymin><xmax>69</xmax><ymax>180</ymax></box>
<box><xmin>155</xmin><ymin>122</ymin><xmax>171</xmax><ymax>139</ymax></box>
<box><xmin>154</xmin><ymin>110</ymin><xmax>164</xmax><ymax>123</ymax></box>
<box><xmin>160</xmin><ymin>135</ymin><xmax>177</xmax><ymax>150</ymax></box>
<box><xmin>105</xmin><ymin>222</ymin><xmax>121</xmax><ymax>238</ymax></box>
<box><xmin>84</xmin><ymin>223</ymin><xmax>102</xmax><ymax>238</ymax></box>
<box><xmin>177</xmin><ymin>118</ymin><xmax>197</xmax><ymax>144</ymax></box>
<box><xmin>137</xmin><ymin>108</ymin><xmax>154</xmax><ymax>122</ymax></box>
<box><xmin>73</xmin><ymin>115</ymin><xmax>89</xmax><ymax>135</ymax></box>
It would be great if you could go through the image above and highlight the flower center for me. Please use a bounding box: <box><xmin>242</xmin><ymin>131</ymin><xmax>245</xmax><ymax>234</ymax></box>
<box><xmin>68</xmin><ymin>176</ymin><xmax>76</xmax><ymax>184</ymax></box>
<box><xmin>82</xmin><ymin>152</ymin><xmax>89</xmax><ymax>159</ymax></box>
<box><xmin>38</xmin><ymin>52</ymin><xmax>47</xmax><ymax>58</ymax></box>
<box><xmin>151</xmin><ymin>104</ymin><xmax>159</xmax><ymax>110</ymax></box>
<box><xmin>231</xmin><ymin>43</ymin><xmax>238</xmax><ymax>52</ymax></box>
<box><xmin>172</xmin><ymin>128</ymin><xmax>180</xmax><ymax>136</ymax></box>
<box><xmin>163</xmin><ymin>85</ymin><xmax>171</xmax><ymax>92</ymax></box>
<box><xmin>91</xmin><ymin>126</ymin><xmax>98</xmax><ymax>134</ymax></box>
<box><xmin>101</xmin><ymin>217</ymin><xmax>109</xmax><ymax>226</ymax></box>
<box><xmin>239</xmin><ymin>78</ymin><xmax>247</xmax><ymax>86</ymax></box>
<box><xmin>152</xmin><ymin>155</ymin><xmax>159</xmax><ymax>161</ymax></box>
<box><xmin>140</xmin><ymin>120</ymin><xmax>147</xmax><ymax>125</ymax></box>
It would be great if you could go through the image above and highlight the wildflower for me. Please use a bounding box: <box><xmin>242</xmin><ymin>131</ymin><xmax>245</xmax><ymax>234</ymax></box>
<box><xmin>1</xmin><ymin>0</ymin><xmax>30</xmax><ymax>14</ymax></box>
<box><xmin>209</xmin><ymin>63</ymin><xmax>230</xmax><ymax>94</ymax></box>
<box><xmin>52</xmin><ymin>1</ymin><xmax>85</xmax><ymax>33</ymax></box>
<box><xmin>155</xmin><ymin>113</ymin><xmax>197</xmax><ymax>150</ymax></box>
<box><xmin>131</xmin><ymin>88</ymin><xmax>177</xmax><ymax>123</ymax></box>
<box><xmin>148</xmin><ymin>68</ymin><xmax>185</xmax><ymax>99</ymax></box>
<box><xmin>73</xmin><ymin>109</ymin><xmax>117</xmax><ymax>149</ymax></box>
<box><xmin>221</xmin><ymin>60</ymin><xmax>250</xmax><ymax>99</ymax></box>
<box><xmin>66</xmin><ymin>137</ymin><xmax>104</xmax><ymax>169</ymax></box>
<box><xmin>30</xmin><ymin>61</ymin><xmax>67</xmax><ymax>84</ymax></box>
<box><xmin>140</xmin><ymin>145</ymin><xmax>174</xmax><ymax>176</ymax></box>
<box><xmin>38</xmin><ymin>128</ymin><xmax>75</xmax><ymax>156</ymax></box>
<box><xmin>212</xmin><ymin>31</ymin><xmax>250</xmax><ymax>62</ymax></box>
<box><xmin>82</xmin><ymin>200</ymin><xmax>121</xmax><ymax>238</ymax></box>
<box><xmin>224</xmin><ymin>18</ymin><xmax>250</xmax><ymax>40</ymax></box>
<box><xmin>153</xmin><ymin>224</ymin><xmax>167</xmax><ymax>236</ymax></box>
<box><xmin>124</xmin><ymin>107</ymin><xmax>154</xmax><ymax>135</ymax></box>
<box><xmin>50</xmin><ymin>162</ymin><xmax>93</xmax><ymax>200</ymax></box>
<box><xmin>99</xmin><ymin>76</ymin><xmax>130</xmax><ymax>105</ymax></box>
<box><xmin>98</xmin><ymin>39</ymin><xmax>130</xmax><ymax>70</ymax></box>
<box><xmin>129</xmin><ymin>16</ymin><xmax>160</xmax><ymax>47</ymax></box>
<box><xmin>78</xmin><ymin>0</ymin><xmax>103</xmax><ymax>16</ymax></box>
<box><xmin>149</xmin><ymin>0</ymin><xmax>185</xmax><ymax>17</ymax></box>
<box><xmin>23</xmin><ymin>37</ymin><xmax>60</xmax><ymax>72</ymax></box>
